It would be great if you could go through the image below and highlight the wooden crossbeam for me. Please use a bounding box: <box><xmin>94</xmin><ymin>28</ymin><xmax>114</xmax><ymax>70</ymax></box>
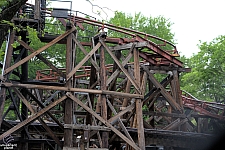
<box><xmin>17</xmin><ymin>39</ymin><xmax>65</xmax><ymax>77</ymax></box>
<box><xmin>66</xmin><ymin>92</ymin><xmax>141</xmax><ymax>150</ymax></box>
<box><xmin>106</xmin><ymin>44</ymin><xmax>134</xmax><ymax>86</ymax></box>
<box><xmin>2</xmin><ymin>83</ymin><xmax>143</xmax><ymax>99</ymax></box>
<box><xmin>66</xmin><ymin>42</ymin><xmax>101</xmax><ymax>81</ymax></box>
<box><xmin>25</xmin><ymin>89</ymin><xmax>64</xmax><ymax>130</ymax></box>
<box><xmin>0</xmin><ymin>95</ymin><xmax>67</xmax><ymax>140</ymax></box>
<box><xmin>72</xmin><ymin>35</ymin><xmax>100</xmax><ymax>72</ymax></box>
<box><xmin>107</xmin><ymin>99</ymin><xmax>134</xmax><ymax>143</ymax></box>
<box><xmin>99</xmin><ymin>39</ymin><xmax>141</xmax><ymax>94</ymax></box>
<box><xmin>142</xmin><ymin>65</ymin><xmax>182</xmax><ymax>112</ymax></box>
<box><xmin>12</xmin><ymin>87</ymin><xmax>35</xmax><ymax>114</ymax></box>
<box><xmin>39</xmin><ymin>118</ymin><xmax>63</xmax><ymax>148</ymax></box>
<box><xmin>4</xmin><ymin>27</ymin><xmax>76</xmax><ymax>75</ymax></box>
<box><xmin>107</xmin><ymin>103</ymin><xmax>135</xmax><ymax>124</ymax></box>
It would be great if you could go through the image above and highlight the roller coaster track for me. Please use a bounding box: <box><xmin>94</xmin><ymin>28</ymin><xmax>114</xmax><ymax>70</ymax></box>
<box><xmin>0</xmin><ymin>2</ymin><xmax>225</xmax><ymax>150</ymax></box>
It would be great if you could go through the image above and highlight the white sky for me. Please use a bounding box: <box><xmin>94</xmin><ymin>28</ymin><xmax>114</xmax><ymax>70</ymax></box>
<box><xmin>30</xmin><ymin>0</ymin><xmax>225</xmax><ymax>57</ymax></box>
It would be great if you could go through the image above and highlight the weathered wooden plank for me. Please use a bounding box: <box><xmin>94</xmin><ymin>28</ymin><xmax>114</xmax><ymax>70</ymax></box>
<box><xmin>12</xmin><ymin>87</ymin><xmax>35</xmax><ymax>114</ymax></box>
<box><xmin>163</xmin><ymin>118</ymin><xmax>188</xmax><ymax>130</ymax></box>
<box><xmin>173</xmin><ymin>70</ymin><xmax>183</xmax><ymax>108</ymax></box>
<box><xmin>134</xmin><ymin>47</ymin><xmax>145</xmax><ymax>150</ymax></box>
<box><xmin>107</xmin><ymin>99</ymin><xmax>134</xmax><ymax>143</ymax></box>
<box><xmin>0</xmin><ymin>95</ymin><xmax>67</xmax><ymax>140</ymax></box>
<box><xmin>72</xmin><ymin>35</ymin><xmax>99</xmax><ymax>72</ymax></box>
<box><xmin>2</xmin><ymin>83</ymin><xmax>143</xmax><ymax>99</ymax></box>
<box><xmin>110</xmin><ymin>42</ymin><xmax>148</xmax><ymax>51</ymax></box>
<box><xmin>39</xmin><ymin>118</ymin><xmax>62</xmax><ymax>148</ymax></box>
<box><xmin>66</xmin><ymin>92</ymin><xmax>141</xmax><ymax>150</ymax></box>
<box><xmin>25</xmin><ymin>89</ymin><xmax>64</xmax><ymax>130</ymax></box>
<box><xmin>17</xmin><ymin>39</ymin><xmax>64</xmax><ymax>77</ymax></box>
<box><xmin>0</xmin><ymin>31</ymin><xmax>15</xmax><ymax>127</ymax></box>
<box><xmin>106</xmin><ymin>44</ymin><xmax>134</xmax><ymax>86</ymax></box>
<box><xmin>107</xmin><ymin>103</ymin><xmax>135</xmax><ymax>124</ymax></box>
<box><xmin>142</xmin><ymin>65</ymin><xmax>182</xmax><ymax>112</ymax></box>
<box><xmin>67</xmin><ymin>42</ymin><xmax>101</xmax><ymax>81</ymax></box>
<box><xmin>64</xmin><ymin>31</ymin><xmax>73</xmax><ymax>147</ymax></box>
<box><xmin>148</xmin><ymin>66</ymin><xmax>191</xmax><ymax>73</ymax></box>
<box><xmin>100</xmin><ymin>44</ymin><xmax>108</xmax><ymax>147</ymax></box>
<box><xmin>64</xmin><ymin>124</ymin><xmax>111</xmax><ymax>131</ymax></box>
<box><xmin>100</xmin><ymin>39</ymin><xmax>141</xmax><ymax>94</ymax></box>
<box><xmin>4</xmin><ymin>27</ymin><xmax>76</xmax><ymax>75</ymax></box>
<box><xmin>87</xmin><ymin>94</ymin><xmax>103</xmax><ymax>147</ymax></box>
<box><xmin>34</xmin><ymin>0</ymin><xmax>40</xmax><ymax>20</ymax></box>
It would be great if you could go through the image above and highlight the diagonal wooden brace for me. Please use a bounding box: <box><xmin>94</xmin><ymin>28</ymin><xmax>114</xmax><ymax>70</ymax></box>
<box><xmin>4</xmin><ymin>27</ymin><xmax>76</xmax><ymax>75</ymax></box>
<box><xmin>66</xmin><ymin>92</ymin><xmax>141</xmax><ymax>150</ymax></box>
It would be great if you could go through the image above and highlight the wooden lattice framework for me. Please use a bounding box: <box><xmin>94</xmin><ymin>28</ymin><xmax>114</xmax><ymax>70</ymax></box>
<box><xmin>0</xmin><ymin>1</ymin><xmax>225</xmax><ymax>150</ymax></box>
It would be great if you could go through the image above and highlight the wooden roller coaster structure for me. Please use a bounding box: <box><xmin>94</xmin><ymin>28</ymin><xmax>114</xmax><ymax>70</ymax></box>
<box><xmin>0</xmin><ymin>1</ymin><xmax>225</xmax><ymax>150</ymax></box>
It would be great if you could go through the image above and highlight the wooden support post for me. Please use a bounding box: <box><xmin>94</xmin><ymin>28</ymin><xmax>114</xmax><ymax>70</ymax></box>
<box><xmin>4</xmin><ymin>27</ymin><xmax>76</xmax><ymax>75</ymax></box>
<box><xmin>100</xmin><ymin>40</ymin><xmax>141</xmax><ymax>93</ymax></box>
<box><xmin>172</xmin><ymin>70</ymin><xmax>183</xmax><ymax>109</ymax></box>
<box><xmin>108</xmin><ymin>50</ymin><xmax>121</xmax><ymax>119</ymax></box>
<box><xmin>34</xmin><ymin>0</ymin><xmax>40</xmax><ymax>20</ymax></box>
<box><xmin>100</xmin><ymin>43</ymin><xmax>108</xmax><ymax>148</ymax></box>
<box><xmin>19</xmin><ymin>33</ymin><xmax>28</xmax><ymax>150</ymax></box>
<box><xmin>0</xmin><ymin>31</ymin><xmax>15</xmax><ymax>128</ymax></box>
<box><xmin>66</xmin><ymin>92</ymin><xmax>141</xmax><ymax>150</ymax></box>
<box><xmin>142</xmin><ymin>66</ymin><xmax>182</xmax><ymax>112</ymax></box>
<box><xmin>87</xmin><ymin>65</ymin><xmax>96</xmax><ymax>125</ymax></box>
<box><xmin>64</xmin><ymin>27</ymin><xmax>74</xmax><ymax>147</ymax></box>
<box><xmin>148</xmin><ymin>78</ymin><xmax>155</xmax><ymax>128</ymax></box>
<box><xmin>134</xmin><ymin>48</ymin><xmax>145</xmax><ymax>149</ymax></box>
<box><xmin>197</xmin><ymin>118</ymin><xmax>202</xmax><ymax>133</ymax></box>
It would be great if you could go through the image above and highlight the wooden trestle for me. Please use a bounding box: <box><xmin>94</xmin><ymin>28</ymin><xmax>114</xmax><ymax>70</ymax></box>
<box><xmin>0</xmin><ymin>2</ymin><xmax>225</xmax><ymax>150</ymax></box>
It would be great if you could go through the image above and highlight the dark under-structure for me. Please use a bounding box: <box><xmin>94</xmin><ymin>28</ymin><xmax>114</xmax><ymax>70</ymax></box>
<box><xmin>0</xmin><ymin>1</ymin><xmax>225</xmax><ymax>150</ymax></box>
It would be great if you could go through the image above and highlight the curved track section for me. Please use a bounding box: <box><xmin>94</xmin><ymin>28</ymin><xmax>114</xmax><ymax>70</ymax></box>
<box><xmin>0</xmin><ymin>2</ymin><xmax>225</xmax><ymax>150</ymax></box>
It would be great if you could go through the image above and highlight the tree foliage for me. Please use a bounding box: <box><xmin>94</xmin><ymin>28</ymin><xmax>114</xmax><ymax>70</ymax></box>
<box><xmin>181</xmin><ymin>35</ymin><xmax>225</xmax><ymax>103</ymax></box>
<box><xmin>108</xmin><ymin>12</ymin><xmax>175</xmax><ymax>45</ymax></box>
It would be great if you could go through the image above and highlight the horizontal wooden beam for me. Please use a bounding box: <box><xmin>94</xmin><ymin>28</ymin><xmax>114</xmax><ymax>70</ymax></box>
<box><xmin>2</xmin><ymin>82</ymin><xmax>143</xmax><ymax>99</ymax></box>
<box><xmin>64</xmin><ymin>124</ymin><xmax>111</xmax><ymax>131</ymax></box>
<box><xmin>110</xmin><ymin>42</ymin><xmax>148</xmax><ymax>51</ymax></box>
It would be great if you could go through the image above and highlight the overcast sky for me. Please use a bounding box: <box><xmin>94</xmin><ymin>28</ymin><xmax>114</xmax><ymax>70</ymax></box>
<box><xmin>40</xmin><ymin>0</ymin><xmax>225</xmax><ymax>57</ymax></box>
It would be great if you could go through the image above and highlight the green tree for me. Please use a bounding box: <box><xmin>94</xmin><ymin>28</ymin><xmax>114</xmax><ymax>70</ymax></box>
<box><xmin>108</xmin><ymin>12</ymin><xmax>176</xmax><ymax>46</ymax></box>
<box><xmin>181</xmin><ymin>35</ymin><xmax>225</xmax><ymax>103</ymax></box>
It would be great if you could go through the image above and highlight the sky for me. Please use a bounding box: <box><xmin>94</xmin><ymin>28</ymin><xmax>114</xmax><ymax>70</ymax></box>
<box><xmin>31</xmin><ymin>0</ymin><xmax>225</xmax><ymax>57</ymax></box>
